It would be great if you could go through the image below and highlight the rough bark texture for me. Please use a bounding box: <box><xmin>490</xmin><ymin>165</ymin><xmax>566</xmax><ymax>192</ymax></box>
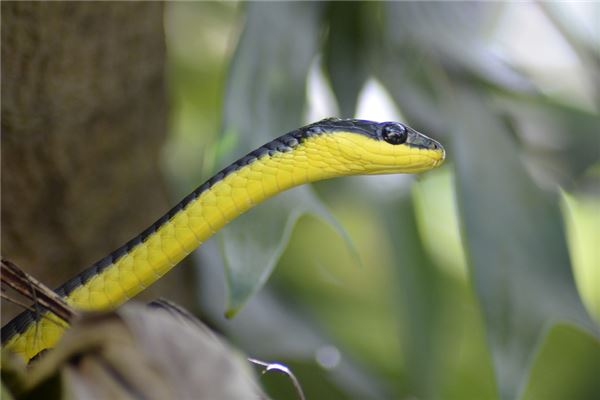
<box><xmin>2</xmin><ymin>2</ymin><xmax>193</xmax><ymax>324</ymax></box>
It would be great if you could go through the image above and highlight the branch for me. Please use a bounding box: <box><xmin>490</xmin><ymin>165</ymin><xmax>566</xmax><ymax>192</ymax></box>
<box><xmin>1</xmin><ymin>258</ymin><xmax>77</xmax><ymax>323</ymax></box>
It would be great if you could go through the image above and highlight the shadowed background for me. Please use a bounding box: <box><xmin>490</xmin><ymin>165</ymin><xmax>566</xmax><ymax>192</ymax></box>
<box><xmin>1</xmin><ymin>2</ymin><xmax>194</xmax><ymax>324</ymax></box>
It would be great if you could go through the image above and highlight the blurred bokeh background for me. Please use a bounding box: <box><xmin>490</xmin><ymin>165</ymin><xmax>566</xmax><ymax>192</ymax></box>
<box><xmin>2</xmin><ymin>2</ymin><xmax>599</xmax><ymax>399</ymax></box>
<box><xmin>163</xmin><ymin>2</ymin><xmax>599</xmax><ymax>399</ymax></box>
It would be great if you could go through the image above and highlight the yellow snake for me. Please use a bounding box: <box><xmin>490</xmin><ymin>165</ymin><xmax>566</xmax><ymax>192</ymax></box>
<box><xmin>2</xmin><ymin>118</ymin><xmax>445</xmax><ymax>361</ymax></box>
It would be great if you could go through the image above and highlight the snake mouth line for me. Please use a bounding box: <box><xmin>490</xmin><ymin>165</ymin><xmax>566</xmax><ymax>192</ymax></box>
<box><xmin>434</xmin><ymin>154</ymin><xmax>446</xmax><ymax>167</ymax></box>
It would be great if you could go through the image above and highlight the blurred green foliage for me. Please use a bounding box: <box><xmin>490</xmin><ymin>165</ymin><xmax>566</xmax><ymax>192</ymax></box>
<box><xmin>164</xmin><ymin>2</ymin><xmax>599</xmax><ymax>399</ymax></box>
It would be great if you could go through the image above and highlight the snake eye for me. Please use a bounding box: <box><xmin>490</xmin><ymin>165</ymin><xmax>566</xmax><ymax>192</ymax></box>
<box><xmin>381</xmin><ymin>123</ymin><xmax>408</xmax><ymax>145</ymax></box>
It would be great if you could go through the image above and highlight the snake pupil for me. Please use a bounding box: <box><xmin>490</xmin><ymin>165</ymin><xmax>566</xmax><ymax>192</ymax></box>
<box><xmin>381</xmin><ymin>123</ymin><xmax>408</xmax><ymax>145</ymax></box>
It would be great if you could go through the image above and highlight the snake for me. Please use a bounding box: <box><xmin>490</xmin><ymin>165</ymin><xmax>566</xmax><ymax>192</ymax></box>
<box><xmin>1</xmin><ymin>118</ymin><xmax>445</xmax><ymax>361</ymax></box>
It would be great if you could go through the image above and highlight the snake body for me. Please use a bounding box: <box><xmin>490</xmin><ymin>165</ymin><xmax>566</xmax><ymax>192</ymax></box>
<box><xmin>2</xmin><ymin>118</ymin><xmax>445</xmax><ymax>361</ymax></box>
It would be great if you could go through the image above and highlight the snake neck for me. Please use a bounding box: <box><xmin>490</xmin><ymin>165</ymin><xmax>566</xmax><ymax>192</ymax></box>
<box><xmin>64</xmin><ymin>135</ymin><xmax>344</xmax><ymax>310</ymax></box>
<box><xmin>1</xmin><ymin>133</ymin><xmax>347</xmax><ymax>360</ymax></box>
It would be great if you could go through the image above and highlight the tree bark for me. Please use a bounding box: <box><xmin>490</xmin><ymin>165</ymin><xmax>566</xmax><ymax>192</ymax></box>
<box><xmin>2</xmin><ymin>2</ymin><xmax>193</xmax><ymax>324</ymax></box>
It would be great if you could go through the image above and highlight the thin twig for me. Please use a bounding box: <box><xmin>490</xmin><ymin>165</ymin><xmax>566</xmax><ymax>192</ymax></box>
<box><xmin>0</xmin><ymin>293</ymin><xmax>69</xmax><ymax>330</ymax></box>
<box><xmin>249</xmin><ymin>358</ymin><xmax>306</xmax><ymax>400</ymax></box>
<box><xmin>1</xmin><ymin>258</ymin><xmax>77</xmax><ymax>323</ymax></box>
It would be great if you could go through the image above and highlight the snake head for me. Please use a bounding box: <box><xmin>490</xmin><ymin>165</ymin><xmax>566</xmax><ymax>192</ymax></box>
<box><xmin>306</xmin><ymin>119</ymin><xmax>445</xmax><ymax>175</ymax></box>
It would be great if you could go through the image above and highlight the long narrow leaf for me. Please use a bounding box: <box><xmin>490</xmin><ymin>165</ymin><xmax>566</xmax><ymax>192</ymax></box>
<box><xmin>449</xmin><ymin>89</ymin><xmax>598</xmax><ymax>399</ymax></box>
<box><xmin>220</xmin><ymin>2</ymin><xmax>354</xmax><ymax>315</ymax></box>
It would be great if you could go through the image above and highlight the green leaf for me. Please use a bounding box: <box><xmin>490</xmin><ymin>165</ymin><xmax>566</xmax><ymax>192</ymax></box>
<box><xmin>495</xmin><ymin>94</ymin><xmax>600</xmax><ymax>188</ymax></box>
<box><xmin>379</xmin><ymin>194</ymin><xmax>447</xmax><ymax>398</ymax></box>
<box><xmin>374</xmin><ymin>5</ymin><xmax>599</xmax><ymax>395</ymax></box>
<box><xmin>561</xmin><ymin>191</ymin><xmax>600</xmax><ymax>324</ymax></box>
<box><xmin>522</xmin><ymin>324</ymin><xmax>600</xmax><ymax>400</ymax></box>
<box><xmin>376</xmin><ymin>3</ymin><xmax>532</xmax><ymax>136</ymax></box>
<box><xmin>448</xmin><ymin>89</ymin><xmax>598</xmax><ymax>399</ymax></box>
<box><xmin>222</xmin><ymin>2</ymin><xmax>323</xmax><ymax>151</ymax></box>
<box><xmin>322</xmin><ymin>2</ymin><xmax>374</xmax><ymax>117</ymax></box>
<box><xmin>381</xmin><ymin>3</ymin><xmax>530</xmax><ymax>91</ymax></box>
<box><xmin>537</xmin><ymin>3</ymin><xmax>600</xmax><ymax>108</ymax></box>
<box><xmin>222</xmin><ymin>187</ymin><xmax>353</xmax><ymax>316</ymax></box>
<box><xmin>219</xmin><ymin>2</ymin><xmax>355</xmax><ymax>315</ymax></box>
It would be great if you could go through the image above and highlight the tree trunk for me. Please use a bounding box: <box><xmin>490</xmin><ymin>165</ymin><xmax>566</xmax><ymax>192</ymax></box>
<box><xmin>2</xmin><ymin>2</ymin><xmax>193</xmax><ymax>324</ymax></box>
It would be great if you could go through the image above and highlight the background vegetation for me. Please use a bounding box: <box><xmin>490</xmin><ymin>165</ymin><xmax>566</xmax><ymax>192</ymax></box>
<box><xmin>2</xmin><ymin>2</ymin><xmax>598</xmax><ymax>400</ymax></box>
<box><xmin>164</xmin><ymin>2</ymin><xmax>599</xmax><ymax>399</ymax></box>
